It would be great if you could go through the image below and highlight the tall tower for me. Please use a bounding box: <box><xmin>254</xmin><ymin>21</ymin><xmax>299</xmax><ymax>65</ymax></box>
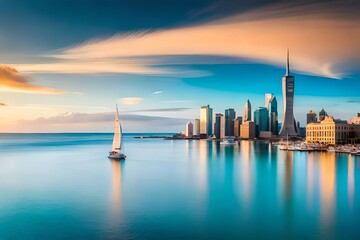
<box><xmin>200</xmin><ymin>105</ymin><xmax>213</xmax><ymax>138</ymax></box>
<box><xmin>225</xmin><ymin>108</ymin><xmax>236</xmax><ymax>136</ymax></box>
<box><xmin>243</xmin><ymin>100</ymin><xmax>251</xmax><ymax>123</ymax></box>
<box><xmin>279</xmin><ymin>50</ymin><xmax>298</xmax><ymax>137</ymax></box>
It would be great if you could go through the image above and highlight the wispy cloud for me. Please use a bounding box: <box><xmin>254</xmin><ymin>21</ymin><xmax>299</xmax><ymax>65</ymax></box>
<box><xmin>0</xmin><ymin>103</ymin><xmax>6</xmax><ymax>106</ymax></box>
<box><xmin>122</xmin><ymin>107</ymin><xmax>192</xmax><ymax>113</ymax></box>
<box><xmin>44</xmin><ymin>1</ymin><xmax>359</xmax><ymax>79</ymax></box>
<box><xmin>152</xmin><ymin>90</ymin><xmax>163</xmax><ymax>94</ymax></box>
<box><xmin>120</xmin><ymin>97</ymin><xmax>144</xmax><ymax>105</ymax></box>
<box><xmin>0</xmin><ymin>64</ymin><xmax>67</xmax><ymax>94</ymax></box>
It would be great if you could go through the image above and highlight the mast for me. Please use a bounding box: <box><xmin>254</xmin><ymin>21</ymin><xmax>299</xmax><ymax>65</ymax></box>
<box><xmin>112</xmin><ymin>104</ymin><xmax>121</xmax><ymax>151</ymax></box>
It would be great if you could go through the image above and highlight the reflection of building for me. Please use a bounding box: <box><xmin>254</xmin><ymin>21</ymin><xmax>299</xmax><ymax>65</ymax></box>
<box><xmin>194</xmin><ymin>118</ymin><xmax>200</xmax><ymax>136</ymax></box>
<box><xmin>307</xmin><ymin>110</ymin><xmax>317</xmax><ymax>124</ymax></box>
<box><xmin>243</xmin><ymin>100</ymin><xmax>252</xmax><ymax>123</ymax></box>
<box><xmin>279</xmin><ymin>51</ymin><xmax>298</xmax><ymax>137</ymax></box>
<box><xmin>240</xmin><ymin>121</ymin><xmax>255</xmax><ymax>139</ymax></box>
<box><xmin>306</xmin><ymin>116</ymin><xmax>360</xmax><ymax>144</ymax></box>
<box><xmin>234</xmin><ymin>116</ymin><xmax>242</xmax><ymax>137</ymax></box>
<box><xmin>185</xmin><ymin>122</ymin><xmax>193</xmax><ymax>137</ymax></box>
<box><xmin>215</xmin><ymin>113</ymin><xmax>225</xmax><ymax>139</ymax></box>
<box><xmin>200</xmin><ymin>105</ymin><xmax>213</xmax><ymax>138</ymax></box>
<box><xmin>225</xmin><ymin>108</ymin><xmax>236</xmax><ymax>136</ymax></box>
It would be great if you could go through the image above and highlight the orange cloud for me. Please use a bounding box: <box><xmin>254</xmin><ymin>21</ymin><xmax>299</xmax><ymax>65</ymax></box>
<box><xmin>47</xmin><ymin>3</ymin><xmax>359</xmax><ymax>78</ymax></box>
<box><xmin>120</xmin><ymin>97</ymin><xmax>143</xmax><ymax>105</ymax></box>
<box><xmin>0</xmin><ymin>64</ymin><xmax>66</xmax><ymax>94</ymax></box>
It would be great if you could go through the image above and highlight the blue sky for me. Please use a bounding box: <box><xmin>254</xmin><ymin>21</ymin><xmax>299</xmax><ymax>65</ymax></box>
<box><xmin>0</xmin><ymin>0</ymin><xmax>359</xmax><ymax>132</ymax></box>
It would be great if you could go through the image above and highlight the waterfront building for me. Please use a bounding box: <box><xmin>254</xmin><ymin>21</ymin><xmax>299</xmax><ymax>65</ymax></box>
<box><xmin>240</xmin><ymin>121</ymin><xmax>255</xmax><ymax>139</ymax></box>
<box><xmin>269</xmin><ymin>96</ymin><xmax>278</xmax><ymax>135</ymax></box>
<box><xmin>194</xmin><ymin>119</ymin><xmax>200</xmax><ymax>136</ymax></box>
<box><xmin>254</xmin><ymin>107</ymin><xmax>269</xmax><ymax>132</ymax></box>
<box><xmin>215</xmin><ymin>113</ymin><xmax>225</xmax><ymax>139</ymax></box>
<box><xmin>349</xmin><ymin>113</ymin><xmax>360</xmax><ymax>124</ymax></box>
<box><xmin>185</xmin><ymin>122</ymin><xmax>193</xmax><ymax>138</ymax></box>
<box><xmin>225</xmin><ymin>108</ymin><xmax>236</xmax><ymax>136</ymax></box>
<box><xmin>200</xmin><ymin>105</ymin><xmax>213</xmax><ymax>138</ymax></box>
<box><xmin>234</xmin><ymin>116</ymin><xmax>243</xmax><ymax>137</ymax></box>
<box><xmin>307</xmin><ymin>110</ymin><xmax>317</xmax><ymax>124</ymax></box>
<box><xmin>319</xmin><ymin>108</ymin><xmax>328</xmax><ymax>122</ymax></box>
<box><xmin>265</xmin><ymin>93</ymin><xmax>274</xmax><ymax>109</ymax></box>
<box><xmin>279</xmin><ymin>50</ymin><xmax>298</xmax><ymax>137</ymax></box>
<box><xmin>306</xmin><ymin>116</ymin><xmax>360</xmax><ymax>145</ymax></box>
<box><xmin>243</xmin><ymin>100</ymin><xmax>252</xmax><ymax>123</ymax></box>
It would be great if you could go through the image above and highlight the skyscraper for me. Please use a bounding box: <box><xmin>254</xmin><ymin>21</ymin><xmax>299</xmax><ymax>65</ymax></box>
<box><xmin>225</xmin><ymin>108</ymin><xmax>236</xmax><ymax>136</ymax></box>
<box><xmin>307</xmin><ymin>110</ymin><xmax>317</xmax><ymax>124</ymax></box>
<box><xmin>243</xmin><ymin>99</ymin><xmax>251</xmax><ymax>123</ymax></box>
<box><xmin>234</xmin><ymin>116</ymin><xmax>243</xmax><ymax>137</ymax></box>
<box><xmin>215</xmin><ymin>113</ymin><xmax>225</xmax><ymax>139</ymax></box>
<box><xmin>254</xmin><ymin>107</ymin><xmax>269</xmax><ymax>132</ymax></box>
<box><xmin>279</xmin><ymin>50</ymin><xmax>298</xmax><ymax>137</ymax></box>
<box><xmin>265</xmin><ymin>93</ymin><xmax>274</xmax><ymax>109</ymax></box>
<box><xmin>200</xmin><ymin>105</ymin><xmax>213</xmax><ymax>138</ymax></box>
<box><xmin>194</xmin><ymin>118</ymin><xmax>200</xmax><ymax>136</ymax></box>
<box><xmin>185</xmin><ymin>122</ymin><xmax>193</xmax><ymax>137</ymax></box>
<box><xmin>269</xmin><ymin>96</ymin><xmax>278</xmax><ymax>135</ymax></box>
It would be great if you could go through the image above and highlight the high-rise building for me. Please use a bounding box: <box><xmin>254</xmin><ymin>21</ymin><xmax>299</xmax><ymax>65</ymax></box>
<box><xmin>225</xmin><ymin>108</ymin><xmax>236</xmax><ymax>136</ymax></box>
<box><xmin>194</xmin><ymin>119</ymin><xmax>200</xmax><ymax>136</ymax></box>
<box><xmin>307</xmin><ymin>110</ymin><xmax>317</xmax><ymax>124</ymax></box>
<box><xmin>215</xmin><ymin>113</ymin><xmax>225</xmax><ymax>139</ymax></box>
<box><xmin>319</xmin><ymin>108</ymin><xmax>328</xmax><ymax>122</ymax></box>
<box><xmin>254</xmin><ymin>107</ymin><xmax>269</xmax><ymax>135</ymax></box>
<box><xmin>240</xmin><ymin>121</ymin><xmax>255</xmax><ymax>139</ymax></box>
<box><xmin>265</xmin><ymin>93</ymin><xmax>274</xmax><ymax>109</ymax></box>
<box><xmin>234</xmin><ymin>116</ymin><xmax>243</xmax><ymax>137</ymax></box>
<box><xmin>185</xmin><ymin>122</ymin><xmax>193</xmax><ymax>137</ymax></box>
<box><xmin>269</xmin><ymin>96</ymin><xmax>278</xmax><ymax>135</ymax></box>
<box><xmin>243</xmin><ymin>100</ymin><xmax>251</xmax><ymax>123</ymax></box>
<box><xmin>279</xmin><ymin>50</ymin><xmax>298</xmax><ymax>137</ymax></box>
<box><xmin>200</xmin><ymin>105</ymin><xmax>213</xmax><ymax>138</ymax></box>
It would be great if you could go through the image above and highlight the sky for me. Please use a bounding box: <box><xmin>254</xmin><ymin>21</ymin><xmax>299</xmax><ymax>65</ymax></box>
<box><xmin>0</xmin><ymin>0</ymin><xmax>359</xmax><ymax>133</ymax></box>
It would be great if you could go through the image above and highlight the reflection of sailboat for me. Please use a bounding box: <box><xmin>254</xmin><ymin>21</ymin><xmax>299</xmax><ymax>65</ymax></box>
<box><xmin>108</xmin><ymin>105</ymin><xmax>126</xmax><ymax>160</ymax></box>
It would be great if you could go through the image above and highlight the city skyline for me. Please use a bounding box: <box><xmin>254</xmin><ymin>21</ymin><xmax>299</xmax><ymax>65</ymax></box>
<box><xmin>0</xmin><ymin>0</ymin><xmax>359</xmax><ymax>133</ymax></box>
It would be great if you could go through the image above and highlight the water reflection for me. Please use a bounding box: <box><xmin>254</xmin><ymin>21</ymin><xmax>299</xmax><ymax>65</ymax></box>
<box><xmin>319</xmin><ymin>152</ymin><xmax>336</xmax><ymax>231</ymax></box>
<box><xmin>348</xmin><ymin>154</ymin><xmax>354</xmax><ymax>209</ymax></box>
<box><xmin>283</xmin><ymin>151</ymin><xmax>294</xmax><ymax>211</ymax></box>
<box><xmin>307</xmin><ymin>152</ymin><xmax>315</xmax><ymax>211</ymax></box>
<box><xmin>239</xmin><ymin>140</ymin><xmax>253</xmax><ymax>209</ymax></box>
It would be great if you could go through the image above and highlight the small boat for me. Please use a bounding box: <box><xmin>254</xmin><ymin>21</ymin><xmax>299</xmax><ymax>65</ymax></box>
<box><xmin>220</xmin><ymin>137</ymin><xmax>237</xmax><ymax>145</ymax></box>
<box><xmin>108</xmin><ymin>105</ymin><xmax>126</xmax><ymax>160</ymax></box>
<box><xmin>327</xmin><ymin>146</ymin><xmax>336</xmax><ymax>152</ymax></box>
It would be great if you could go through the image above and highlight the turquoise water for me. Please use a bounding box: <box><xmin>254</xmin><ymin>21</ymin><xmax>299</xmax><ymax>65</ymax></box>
<box><xmin>0</xmin><ymin>133</ymin><xmax>359</xmax><ymax>239</ymax></box>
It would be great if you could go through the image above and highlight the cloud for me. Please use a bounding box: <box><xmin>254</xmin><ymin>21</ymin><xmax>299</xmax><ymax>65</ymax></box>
<box><xmin>0</xmin><ymin>103</ymin><xmax>6</xmax><ymax>106</ymax></box>
<box><xmin>122</xmin><ymin>107</ymin><xmax>192</xmax><ymax>113</ymax></box>
<box><xmin>44</xmin><ymin>1</ymin><xmax>359</xmax><ymax>79</ymax></box>
<box><xmin>120</xmin><ymin>97</ymin><xmax>143</xmax><ymax>105</ymax></box>
<box><xmin>12</xmin><ymin>111</ymin><xmax>190</xmax><ymax>133</ymax></box>
<box><xmin>0</xmin><ymin>64</ymin><xmax>67</xmax><ymax>94</ymax></box>
<box><xmin>152</xmin><ymin>91</ymin><xmax>163</xmax><ymax>94</ymax></box>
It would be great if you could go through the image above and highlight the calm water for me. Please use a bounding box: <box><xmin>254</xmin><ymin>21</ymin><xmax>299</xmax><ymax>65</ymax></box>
<box><xmin>0</xmin><ymin>133</ymin><xmax>359</xmax><ymax>239</ymax></box>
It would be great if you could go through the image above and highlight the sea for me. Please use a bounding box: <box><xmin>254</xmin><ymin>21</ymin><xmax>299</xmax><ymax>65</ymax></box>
<box><xmin>0</xmin><ymin>133</ymin><xmax>359</xmax><ymax>239</ymax></box>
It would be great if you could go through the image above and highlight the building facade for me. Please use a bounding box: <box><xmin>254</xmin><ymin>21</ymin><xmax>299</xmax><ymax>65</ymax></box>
<box><xmin>269</xmin><ymin>96</ymin><xmax>278</xmax><ymax>135</ymax></box>
<box><xmin>200</xmin><ymin>105</ymin><xmax>213</xmax><ymax>138</ymax></box>
<box><xmin>307</xmin><ymin>110</ymin><xmax>317</xmax><ymax>124</ymax></box>
<box><xmin>254</xmin><ymin>107</ymin><xmax>269</xmax><ymax>132</ymax></box>
<box><xmin>194</xmin><ymin>118</ymin><xmax>200</xmax><ymax>136</ymax></box>
<box><xmin>306</xmin><ymin>116</ymin><xmax>360</xmax><ymax>145</ymax></box>
<box><xmin>215</xmin><ymin>113</ymin><xmax>225</xmax><ymax>139</ymax></box>
<box><xmin>234</xmin><ymin>116</ymin><xmax>242</xmax><ymax>137</ymax></box>
<box><xmin>225</xmin><ymin>108</ymin><xmax>236</xmax><ymax>136</ymax></box>
<box><xmin>240</xmin><ymin>121</ymin><xmax>255</xmax><ymax>139</ymax></box>
<box><xmin>243</xmin><ymin>100</ymin><xmax>252</xmax><ymax>123</ymax></box>
<box><xmin>279</xmin><ymin>51</ymin><xmax>298</xmax><ymax>137</ymax></box>
<box><xmin>185</xmin><ymin>122</ymin><xmax>193</xmax><ymax>137</ymax></box>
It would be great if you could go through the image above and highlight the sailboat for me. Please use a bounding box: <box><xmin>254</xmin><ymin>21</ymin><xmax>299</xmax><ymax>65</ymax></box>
<box><xmin>108</xmin><ymin>105</ymin><xmax>126</xmax><ymax>160</ymax></box>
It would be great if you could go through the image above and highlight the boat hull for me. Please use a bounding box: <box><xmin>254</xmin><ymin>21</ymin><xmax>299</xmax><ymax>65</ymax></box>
<box><xmin>108</xmin><ymin>153</ymin><xmax>126</xmax><ymax>160</ymax></box>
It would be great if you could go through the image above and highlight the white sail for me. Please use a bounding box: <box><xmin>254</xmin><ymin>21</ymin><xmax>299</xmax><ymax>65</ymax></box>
<box><xmin>112</xmin><ymin>105</ymin><xmax>122</xmax><ymax>151</ymax></box>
